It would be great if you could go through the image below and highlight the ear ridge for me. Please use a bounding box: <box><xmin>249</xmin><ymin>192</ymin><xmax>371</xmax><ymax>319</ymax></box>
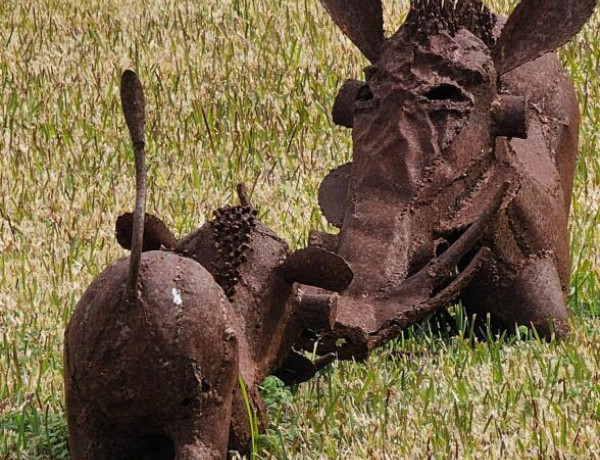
<box><xmin>318</xmin><ymin>162</ymin><xmax>352</xmax><ymax>229</ymax></box>
<box><xmin>319</xmin><ymin>0</ymin><xmax>384</xmax><ymax>62</ymax></box>
<box><xmin>493</xmin><ymin>0</ymin><xmax>598</xmax><ymax>75</ymax></box>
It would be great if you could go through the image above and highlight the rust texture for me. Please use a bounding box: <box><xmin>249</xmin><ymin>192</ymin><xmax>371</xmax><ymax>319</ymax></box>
<box><xmin>404</xmin><ymin>0</ymin><xmax>496</xmax><ymax>47</ymax></box>
<box><xmin>63</xmin><ymin>0</ymin><xmax>599</xmax><ymax>457</ymax></box>
<box><xmin>116</xmin><ymin>212</ymin><xmax>177</xmax><ymax>251</ymax></box>
<box><xmin>493</xmin><ymin>0</ymin><xmax>599</xmax><ymax>75</ymax></box>
<box><xmin>209</xmin><ymin>205</ymin><xmax>257</xmax><ymax>300</ymax></box>
<box><xmin>64</xmin><ymin>72</ymin><xmax>352</xmax><ymax>459</ymax></box>
<box><xmin>319</xmin><ymin>0</ymin><xmax>384</xmax><ymax>62</ymax></box>
<box><xmin>306</xmin><ymin>0</ymin><xmax>598</xmax><ymax>359</ymax></box>
<box><xmin>110</xmin><ymin>200</ymin><xmax>351</xmax><ymax>456</ymax></box>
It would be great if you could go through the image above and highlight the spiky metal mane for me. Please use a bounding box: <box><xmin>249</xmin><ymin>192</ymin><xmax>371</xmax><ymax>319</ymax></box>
<box><xmin>404</xmin><ymin>0</ymin><xmax>496</xmax><ymax>47</ymax></box>
<box><xmin>211</xmin><ymin>204</ymin><xmax>258</xmax><ymax>300</ymax></box>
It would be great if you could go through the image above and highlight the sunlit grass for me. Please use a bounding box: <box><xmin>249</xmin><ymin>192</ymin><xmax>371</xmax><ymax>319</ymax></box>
<box><xmin>0</xmin><ymin>0</ymin><xmax>598</xmax><ymax>459</ymax></box>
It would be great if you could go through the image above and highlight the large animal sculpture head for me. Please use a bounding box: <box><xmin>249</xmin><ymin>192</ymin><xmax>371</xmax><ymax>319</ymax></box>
<box><xmin>307</xmin><ymin>0</ymin><xmax>597</xmax><ymax>357</ymax></box>
<box><xmin>323</xmin><ymin>0</ymin><xmax>596</xmax><ymax>286</ymax></box>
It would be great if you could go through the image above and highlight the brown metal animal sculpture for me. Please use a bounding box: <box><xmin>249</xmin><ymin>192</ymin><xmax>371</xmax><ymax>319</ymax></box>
<box><xmin>304</xmin><ymin>0</ymin><xmax>597</xmax><ymax>359</ymax></box>
<box><xmin>115</xmin><ymin>190</ymin><xmax>350</xmax><ymax>454</ymax></box>
<box><xmin>64</xmin><ymin>71</ymin><xmax>351</xmax><ymax>460</ymax></box>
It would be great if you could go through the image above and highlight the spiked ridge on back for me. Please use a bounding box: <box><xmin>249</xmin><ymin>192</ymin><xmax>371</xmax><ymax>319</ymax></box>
<box><xmin>210</xmin><ymin>205</ymin><xmax>258</xmax><ymax>300</ymax></box>
<box><xmin>404</xmin><ymin>0</ymin><xmax>496</xmax><ymax>47</ymax></box>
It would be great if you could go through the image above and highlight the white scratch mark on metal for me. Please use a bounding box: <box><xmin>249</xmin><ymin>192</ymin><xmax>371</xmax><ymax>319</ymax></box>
<box><xmin>172</xmin><ymin>288</ymin><xmax>183</xmax><ymax>306</ymax></box>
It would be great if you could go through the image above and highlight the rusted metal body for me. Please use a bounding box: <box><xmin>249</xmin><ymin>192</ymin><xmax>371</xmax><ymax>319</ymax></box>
<box><xmin>171</xmin><ymin>202</ymin><xmax>350</xmax><ymax>453</ymax></box>
<box><xmin>63</xmin><ymin>1</ymin><xmax>598</xmax><ymax>457</ymax></box>
<box><xmin>304</xmin><ymin>0</ymin><xmax>597</xmax><ymax>359</ymax></box>
<box><xmin>64</xmin><ymin>73</ymin><xmax>350</xmax><ymax>459</ymax></box>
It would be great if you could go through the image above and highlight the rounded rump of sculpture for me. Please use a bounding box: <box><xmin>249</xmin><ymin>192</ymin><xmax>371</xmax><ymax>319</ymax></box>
<box><xmin>65</xmin><ymin>250</ymin><xmax>237</xmax><ymax>423</ymax></box>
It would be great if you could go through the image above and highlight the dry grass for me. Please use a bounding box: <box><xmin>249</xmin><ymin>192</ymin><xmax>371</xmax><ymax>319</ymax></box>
<box><xmin>0</xmin><ymin>0</ymin><xmax>598</xmax><ymax>458</ymax></box>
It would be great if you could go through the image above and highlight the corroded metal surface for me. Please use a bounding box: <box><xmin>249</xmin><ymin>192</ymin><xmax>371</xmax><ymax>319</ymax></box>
<box><xmin>307</xmin><ymin>0</ymin><xmax>597</xmax><ymax>359</ymax></box>
<box><xmin>493</xmin><ymin>0</ymin><xmax>598</xmax><ymax>75</ymax></box>
<box><xmin>63</xmin><ymin>0</ymin><xmax>599</xmax><ymax>457</ymax></box>
<box><xmin>64</xmin><ymin>73</ymin><xmax>351</xmax><ymax>459</ymax></box>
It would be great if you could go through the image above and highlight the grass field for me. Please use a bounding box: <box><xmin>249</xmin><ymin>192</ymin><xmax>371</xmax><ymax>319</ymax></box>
<box><xmin>1</xmin><ymin>0</ymin><xmax>599</xmax><ymax>458</ymax></box>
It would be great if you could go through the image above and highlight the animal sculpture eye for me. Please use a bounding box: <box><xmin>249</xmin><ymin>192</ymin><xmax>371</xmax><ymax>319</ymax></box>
<box><xmin>424</xmin><ymin>84</ymin><xmax>469</xmax><ymax>103</ymax></box>
<box><xmin>363</xmin><ymin>65</ymin><xmax>379</xmax><ymax>80</ymax></box>
<box><xmin>354</xmin><ymin>84</ymin><xmax>375</xmax><ymax>112</ymax></box>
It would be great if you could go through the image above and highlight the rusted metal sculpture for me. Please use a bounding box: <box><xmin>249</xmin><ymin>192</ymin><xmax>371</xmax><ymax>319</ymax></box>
<box><xmin>305</xmin><ymin>0</ymin><xmax>597</xmax><ymax>359</ymax></box>
<box><xmin>63</xmin><ymin>0</ymin><xmax>598</xmax><ymax>455</ymax></box>
<box><xmin>64</xmin><ymin>71</ymin><xmax>351</xmax><ymax>460</ymax></box>
<box><xmin>116</xmin><ymin>195</ymin><xmax>351</xmax><ymax>453</ymax></box>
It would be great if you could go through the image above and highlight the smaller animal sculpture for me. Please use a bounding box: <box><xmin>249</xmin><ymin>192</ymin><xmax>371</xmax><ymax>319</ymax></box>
<box><xmin>302</xmin><ymin>0</ymin><xmax>598</xmax><ymax>359</ymax></box>
<box><xmin>116</xmin><ymin>186</ymin><xmax>351</xmax><ymax>454</ymax></box>
<box><xmin>64</xmin><ymin>71</ymin><xmax>352</xmax><ymax>460</ymax></box>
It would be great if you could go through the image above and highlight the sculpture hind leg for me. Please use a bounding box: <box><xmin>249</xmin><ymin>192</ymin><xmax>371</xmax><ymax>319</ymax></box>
<box><xmin>168</xmin><ymin>388</ymin><xmax>237</xmax><ymax>460</ymax></box>
<box><xmin>66</xmin><ymin>381</ymin><xmax>174</xmax><ymax>460</ymax></box>
<box><xmin>461</xmin><ymin>254</ymin><xmax>570</xmax><ymax>339</ymax></box>
<box><xmin>166</xmin><ymin>327</ymin><xmax>240</xmax><ymax>460</ymax></box>
<box><xmin>65</xmin><ymin>345</ymin><xmax>131</xmax><ymax>460</ymax></box>
<box><xmin>227</xmin><ymin>384</ymin><xmax>267</xmax><ymax>457</ymax></box>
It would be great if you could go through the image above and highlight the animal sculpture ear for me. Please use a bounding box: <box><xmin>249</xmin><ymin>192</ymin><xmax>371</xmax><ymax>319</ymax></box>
<box><xmin>493</xmin><ymin>0</ymin><xmax>598</xmax><ymax>75</ymax></box>
<box><xmin>115</xmin><ymin>212</ymin><xmax>178</xmax><ymax>251</ymax></box>
<box><xmin>319</xmin><ymin>0</ymin><xmax>384</xmax><ymax>62</ymax></box>
<box><xmin>279</xmin><ymin>247</ymin><xmax>353</xmax><ymax>292</ymax></box>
